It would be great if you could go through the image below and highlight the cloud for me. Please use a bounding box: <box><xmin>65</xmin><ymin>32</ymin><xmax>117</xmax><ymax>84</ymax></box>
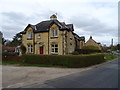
<box><xmin>0</xmin><ymin>0</ymin><xmax>118</xmax><ymax>45</ymax></box>
<box><xmin>1</xmin><ymin>11</ymin><xmax>63</xmax><ymax>40</ymax></box>
<box><xmin>1</xmin><ymin>12</ymin><xmax>30</xmax><ymax>40</ymax></box>
<box><xmin>68</xmin><ymin>14</ymin><xmax>117</xmax><ymax>37</ymax></box>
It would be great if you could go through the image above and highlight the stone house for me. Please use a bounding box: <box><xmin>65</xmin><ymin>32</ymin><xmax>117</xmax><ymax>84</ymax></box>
<box><xmin>21</xmin><ymin>14</ymin><xmax>85</xmax><ymax>55</ymax></box>
<box><xmin>85</xmin><ymin>36</ymin><xmax>101</xmax><ymax>50</ymax></box>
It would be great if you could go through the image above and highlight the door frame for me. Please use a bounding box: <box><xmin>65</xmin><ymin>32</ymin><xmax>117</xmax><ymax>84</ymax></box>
<box><xmin>39</xmin><ymin>46</ymin><xmax>44</xmax><ymax>55</ymax></box>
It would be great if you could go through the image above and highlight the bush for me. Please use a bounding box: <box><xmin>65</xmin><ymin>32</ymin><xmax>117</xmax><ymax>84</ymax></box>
<box><xmin>2</xmin><ymin>56</ymin><xmax>23</xmax><ymax>63</ymax></box>
<box><xmin>75</xmin><ymin>49</ymin><xmax>101</xmax><ymax>54</ymax></box>
<box><xmin>83</xmin><ymin>45</ymin><xmax>100</xmax><ymax>50</ymax></box>
<box><xmin>2</xmin><ymin>52</ymin><xmax>18</xmax><ymax>56</ymax></box>
<box><xmin>23</xmin><ymin>54</ymin><xmax>105</xmax><ymax>68</ymax></box>
<box><xmin>20</xmin><ymin>44</ymin><xmax>26</xmax><ymax>54</ymax></box>
<box><xmin>71</xmin><ymin>51</ymin><xmax>79</xmax><ymax>55</ymax></box>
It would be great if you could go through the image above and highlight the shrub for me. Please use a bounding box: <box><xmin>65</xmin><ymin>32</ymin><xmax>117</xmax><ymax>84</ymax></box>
<box><xmin>71</xmin><ymin>51</ymin><xmax>79</xmax><ymax>55</ymax></box>
<box><xmin>83</xmin><ymin>45</ymin><xmax>100</xmax><ymax>50</ymax></box>
<box><xmin>20</xmin><ymin>44</ymin><xmax>26</xmax><ymax>54</ymax></box>
<box><xmin>2</xmin><ymin>56</ymin><xmax>23</xmax><ymax>63</ymax></box>
<box><xmin>23</xmin><ymin>54</ymin><xmax>105</xmax><ymax>68</ymax></box>
<box><xmin>2</xmin><ymin>52</ymin><xmax>18</xmax><ymax>56</ymax></box>
<box><xmin>75</xmin><ymin>49</ymin><xmax>101</xmax><ymax>54</ymax></box>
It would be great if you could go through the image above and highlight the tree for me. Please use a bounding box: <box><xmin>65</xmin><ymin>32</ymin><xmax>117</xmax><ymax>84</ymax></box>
<box><xmin>20</xmin><ymin>44</ymin><xmax>26</xmax><ymax>54</ymax></box>
<box><xmin>117</xmin><ymin>44</ymin><xmax>120</xmax><ymax>50</ymax></box>
<box><xmin>102</xmin><ymin>45</ymin><xmax>109</xmax><ymax>52</ymax></box>
<box><xmin>2</xmin><ymin>37</ymin><xmax>6</xmax><ymax>45</ymax></box>
<box><xmin>8</xmin><ymin>32</ymin><xmax>22</xmax><ymax>47</ymax></box>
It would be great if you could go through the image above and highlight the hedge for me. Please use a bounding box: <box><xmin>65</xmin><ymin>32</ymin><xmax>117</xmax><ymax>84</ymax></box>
<box><xmin>23</xmin><ymin>54</ymin><xmax>105</xmax><ymax>68</ymax></box>
<box><xmin>75</xmin><ymin>49</ymin><xmax>101</xmax><ymax>54</ymax></box>
<box><xmin>2</xmin><ymin>52</ymin><xmax>19</xmax><ymax>56</ymax></box>
<box><xmin>2</xmin><ymin>56</ymin><xmax>23</xmax><ymax>63</ymax></box>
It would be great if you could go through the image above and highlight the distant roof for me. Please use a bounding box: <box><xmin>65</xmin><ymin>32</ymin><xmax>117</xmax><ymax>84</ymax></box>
<box><xmin>87</xmin><ymin>36</ymin><xmax>101</xmax><ymax>45</ymax></box>
<box><xmin>2</xmin><ymin>46</ymin><xmax>16</xmax><ymax>52</ymax></box>
<box><xmin>21</xmin><ymin>20</ymin><xmax>74</xmax><ymax>34</ymax></box>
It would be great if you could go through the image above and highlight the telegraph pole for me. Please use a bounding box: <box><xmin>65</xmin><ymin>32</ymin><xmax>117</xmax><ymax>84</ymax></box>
<box><xmin>111</xmin><ymin>38</ymin><xmax>113</xmax><ymax>47</ymax></box>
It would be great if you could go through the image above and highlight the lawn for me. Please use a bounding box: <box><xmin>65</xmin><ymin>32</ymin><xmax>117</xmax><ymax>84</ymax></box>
<box><xmin>1</xmin><ymin>61</ymin><xmax>21</xmax><ymax>65</ymax></box>
<box><xmin>104</xmin><ymin>54</ymin><xmax>118</xmax><ymax>61</ymax></box>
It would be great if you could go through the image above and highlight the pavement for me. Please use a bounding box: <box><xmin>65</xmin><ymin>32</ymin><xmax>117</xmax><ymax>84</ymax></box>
<box><xmin>23</xmin><ymin>58</ymin><xmax>119</xmax><ymax>88</ymax></box>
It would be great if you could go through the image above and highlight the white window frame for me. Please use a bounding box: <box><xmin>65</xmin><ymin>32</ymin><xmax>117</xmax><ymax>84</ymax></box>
<box><xmin>28</xmin><ymin>45</ymin><xmax>33</xmax><ymax>53</ymax></box>
<box><xmin>51</xmin><ymin>29</ymin><xmax>58</xmax><ymax>37</ymax></box>
<box><xmin>38</xmin><ymin>33</ymin><xmax>41</xmax><ymax>38</ymax></box>
<box><xmin>28</xmin><ymin>32</ymin><xmax>33</xmax><ymax>39</ymax></box>
<box><xmin>51</xmin><ymin>44</ymin><xmax>58</xmax><ymax>53</ymax></box>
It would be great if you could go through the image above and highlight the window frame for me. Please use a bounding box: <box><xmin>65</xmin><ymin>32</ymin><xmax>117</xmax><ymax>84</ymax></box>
<box><xmin>27</xmin><ymin>31</ymin><xmax>33</xmax><ymax>39</ymax></box>
<box><xmin>51</xmin><ymin>29</ymin><xmax>58</xmax><ymax>37</ymax></box>
<box><xmin>28</xmin><ymin>44</ymin><xmax>33</xmax><ymax>53</ymax></box>
<box><xmin>37</xmin><ymin>33</ymin><xmax>41</xmax><ymax>38</ymax></box>
<box><xmin>51</xmin><ymin>44</ymin><xmax>58</xmax><ymax>54</ymax></box>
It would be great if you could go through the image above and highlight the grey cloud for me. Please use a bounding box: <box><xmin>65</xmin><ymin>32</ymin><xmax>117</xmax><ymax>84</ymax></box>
<box><xmin>1</xmin><ymin>12</ymin><xmax>31</xmax><ymax>26</ymax></box>
<box><xmin>69</xmin><ymin>15</ymin><xmax>117</xmax><ymax>37</ymax></box>
<box><xmin>1</xmin><ymin>12</ymin><xmax>31</xmax><ymax>39</ymax></box>
<box><xmin>32</xmin><ymin>10</ymin><xmax>63</xmax><ymax>22</ymax></box>
<box><xmin>1</xmin><ymin>11</ymin><xmax>63</xmax><ymax>40</ymax></box>
<box><xmin>69</xmin><ymin>15</ymin><xmax>101</xmax><ymax>28</ymax></box>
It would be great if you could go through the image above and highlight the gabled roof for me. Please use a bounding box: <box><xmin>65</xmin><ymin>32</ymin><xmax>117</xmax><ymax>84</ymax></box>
<box><xmin>73</xmin><ymin>32</ymin><xmax>85</xmax><ymax>42</ymax></box>
<box><xmin>21</xmin><ymin>19</ymin><xmax>74</xmax><ymax>34</ymax></box>
<box><xmin>66</xmin><ymin>24</ymin><xmax>74</xmax><ymax>31</ymax></box>
<box><xmin>86</xmin><ymin>36</ymin><xmax>101</xmax><ymax>45</ymax></box>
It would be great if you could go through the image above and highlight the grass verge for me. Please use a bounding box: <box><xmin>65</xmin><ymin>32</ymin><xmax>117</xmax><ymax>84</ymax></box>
<box><xmin>104</xmin><ymin>54</ymin><xmax>118</xmax><ymax>61</ymax></box>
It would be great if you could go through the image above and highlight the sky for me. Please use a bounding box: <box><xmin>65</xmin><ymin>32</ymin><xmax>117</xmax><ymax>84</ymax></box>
<box><xmin>0</xmin><ymin>0</ymin><xmax>118</xmax><ymax>46</ymax></box>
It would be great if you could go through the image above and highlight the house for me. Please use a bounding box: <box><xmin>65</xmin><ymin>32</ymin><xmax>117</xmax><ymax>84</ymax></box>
<box><xmin>84</xmin><ymin>36</ymin><xmax>101</xmax><ymax>50</ymax></box>
<box><xmin>21</xmin><ymin>14</ymin><xmax>85</xmax><ymax>55</ymax></box>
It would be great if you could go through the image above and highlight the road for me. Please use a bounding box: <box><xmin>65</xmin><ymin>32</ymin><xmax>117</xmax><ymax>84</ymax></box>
<box><xmin>23</xmin><ymin>58</ymin><xmax>119</xmax><ymax>88</ymax></box>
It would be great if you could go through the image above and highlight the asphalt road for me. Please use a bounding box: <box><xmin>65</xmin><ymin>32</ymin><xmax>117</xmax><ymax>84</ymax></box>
<box><xmin>23</xmin><ymin>58</ymin><xmax>119</xmax><ymax>88</ymax></box>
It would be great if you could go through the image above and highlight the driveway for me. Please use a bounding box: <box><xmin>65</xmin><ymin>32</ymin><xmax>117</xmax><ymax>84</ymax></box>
<box><xmin>2</xmin><ymin>65</ymin><xmax>90</xmax><ymax>88</ymax></box>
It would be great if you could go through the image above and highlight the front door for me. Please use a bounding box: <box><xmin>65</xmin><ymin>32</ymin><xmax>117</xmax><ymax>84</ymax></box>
<box><xmin>39</xmin><ymin>46</ymin><xmax>44</xmax><ymax>54</ymax></box>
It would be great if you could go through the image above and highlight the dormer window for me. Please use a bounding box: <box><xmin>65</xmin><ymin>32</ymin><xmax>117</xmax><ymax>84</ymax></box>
<box><xmin>38</xmin><ymin>33</ymin><xmax>40</xmax><ymax>38</ymax></box>
<box><xmin>51</xmin><ymin>29</ymin><xmax>58</xmax><ymax>37</ymax></box>
<box><xmin>28</xmin><ymin>32</ymin><xmax>33</xmax><ymax>39</ymax></box>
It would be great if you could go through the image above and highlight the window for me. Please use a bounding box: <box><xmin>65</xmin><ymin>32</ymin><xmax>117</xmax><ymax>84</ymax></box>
<box><xmin>51</xmin><ymin>44</ymin><xmax>58</xmax><ymax>53</ymax></box>
<box><xmin>28</xmin><ymin>45</ymin><xmax>33</xmax><ymax>53</ymax></box>
<box><xmin>51</xmin><ymin>29</ymin><xmax>58</xmax><ymax>37</ymax></box>
<box><xmin>38</xmin><ymin>33</ymin><xmax>40</xmax><ymax>38</ymax></box>
<box><xmin>70</xmin><ymin>37</ymin><xmax>72</xmax><ymax>40</ymax></box>
<box><xmin>70</xmin><ymin>43</ymin><xmax>72</xmax><ymax>45</ymax></box>
<box><xmin>28</xmin><ymin>32</ymin><xmax>33</xmax><ymax>39</ymax></box>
